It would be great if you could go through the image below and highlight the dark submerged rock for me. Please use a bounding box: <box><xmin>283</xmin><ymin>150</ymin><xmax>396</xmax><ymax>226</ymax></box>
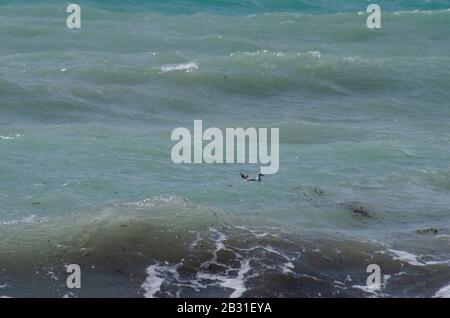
<box><xmin>416</xmin><ymin>228</ymin><xmax>439</xmax><ymax>235</ymax></box>
<box><xmin>338</xmin><ymin>202</ymin><xmax>373</xmax><ymax>219</ymax></box>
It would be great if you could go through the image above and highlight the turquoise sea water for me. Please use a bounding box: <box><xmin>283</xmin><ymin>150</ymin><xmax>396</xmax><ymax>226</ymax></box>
<box><xmin>0</xmin><ymin>0</ymin><xmax>450</xmax><ymax>297</ymax></box>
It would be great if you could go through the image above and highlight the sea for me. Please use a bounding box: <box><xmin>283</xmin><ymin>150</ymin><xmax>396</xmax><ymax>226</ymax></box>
<box><xmin>0</xmin><ymin>0</ymin><xmax>449</xmax><ymax>297</ymax></box>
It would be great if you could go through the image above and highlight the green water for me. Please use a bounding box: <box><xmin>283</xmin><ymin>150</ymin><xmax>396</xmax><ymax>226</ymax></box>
<box><xmin>0</xmin><ymin>1</ymin><xmax>449</xmax><ymax>297</ymax></box>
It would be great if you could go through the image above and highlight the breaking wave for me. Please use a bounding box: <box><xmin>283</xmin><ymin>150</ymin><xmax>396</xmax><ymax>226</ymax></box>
<box><xmin>0</xmin><ymin>195</ymin><xmax>449</xmax><ymax>297</ymax></box>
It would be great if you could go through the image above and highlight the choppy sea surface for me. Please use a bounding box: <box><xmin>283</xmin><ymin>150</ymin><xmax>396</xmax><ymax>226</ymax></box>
<box><xmin>0</xmin><ymin>0</ymin><xmax>449</xmax><ymax>298</ymax></box>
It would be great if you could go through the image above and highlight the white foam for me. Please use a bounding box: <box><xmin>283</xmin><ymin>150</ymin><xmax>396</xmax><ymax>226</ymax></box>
<box><xmin>434</xmin><ymin>283</ymin><xmax>450</xmax><ymax>298</ymax></box>
<box><xmin>333</xmin><ymin>280</ymin><xmax>347</xmax><ymax>289</ymax></box>
<box><xmin>196</xmin><ymin>259</ymin><xmax>251</xmax><ymax>298</ymax></box>
<box><xmin>387</xmin><ymin>248</ymin><xmax>425</xmax><ymax>266</ymax></box>
<box><xmin>393</xmin><ymin>9</ymin><xmax>450</xmax><ymax>16</ymax></box>
<box><xmin>160</xmin><ymin>62</ymin><xmax>198</xmax><ymax>73</ymax></box>
<box><xmin>229</xmin><ymin>50</ymin><xmax>285</xmax><ymax>57</ymax></box>
<box><xmin>45</xmin><ymin>268</ymin><xmax>59</xmax><ymax>281</ymax></box>
<box><xmin>234</xmin><ymin>225</ymin><xmax>275</xmax><ymax>239</ymax></box>
<box><xmin>122</xmin><ymin>195</ymin><xmax>189</xmax><ymax>208</ymax></box>
<box><xmin>301</xmin><ymin>274</ymin><xmax>323</xmax><ymax>282</ymax></box>
<box><xmin>263</xmin><ymin>245</ymin><xmax>295</xmax><ymax>274</ymax></box>
<box><xmin>424</xmin><ymin>260</ymin><xmax>450</xmax><ymax>265</ymax></box>
<box><xmin>352</xmin><ymin>284</ymin><xmax>382</xmax><ymax>297</ymax></box>
<box><xmin>142</xmin><ymin>257</ymin><xmax>251</xmax><ymax>298</ymax></box>
<box><xmin>1</xmin><ymin>214</ymin><xmax>47</xmax><ymax>226</ymax></box>
<box><xmin>203</xmin><ymin>228</ymin><xmax>250</xmax><ymax>296</ymax></box>
<box><xmin>142</xmin><ymin>228</ymin><xmax>251</xmax><ymax>298</ymax></box>
<box><xmin>0</xmin><ymin>134</ymin><xmax>21</xmax><ymax>140</ymax></box>
<box><xmin>142</xmin><ymin>264</ymin><xmax>176</xmax><ymax>298</ymax></box>
<box><xmin>307</xmin><ymin>51</ymin><xmax>321</xmax><ymax>59</ymax></box>
<box><xmin>221</xmin><ymin>260</ymin><xmax>251</xmax><ymax>298</ymax></box>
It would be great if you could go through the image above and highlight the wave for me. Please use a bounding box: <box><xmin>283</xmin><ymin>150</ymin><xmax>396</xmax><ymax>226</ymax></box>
<box><xmin>9</xmin><ymin>0</ymin><xmax>448</xmax><ymax>15</ymax></box>
<box><xmin>141</xmin><ymin>227</ymin><xmax>252</xmax><ymax>298</ymax></box>
<box><xmin>1</xmin><ymin>2</ymin><xmax>449</xmax><ymax>124</ymax></box>
<box><xmin>0</xmin><ymin>195</ymin><xmax>221</xmax><ymax>269</ymax></box>
<box><xmin>434</xmin><ymin>283</ymin><xmax>450</xmax><ymax>298</ymax></box>
<box><xmin>0</xmin><ymin>134</ymin><xmax>22</xmax><ymax>141</ymax></box>
<box><xmin>0</xmin><ymin>195</ymin><xmax>449</xmax><ymax>297</ymax></box>
<box><xmin>160</xmin><ymin>62</ymin><xmax>199</xmax><ymax>73</ymax></box>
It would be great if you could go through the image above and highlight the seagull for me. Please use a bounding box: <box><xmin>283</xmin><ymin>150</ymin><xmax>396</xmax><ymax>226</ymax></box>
<box><xmin>240</xmin><ymin>172</ymin><xmax>265</xmax><ymax>182</ymax></box>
